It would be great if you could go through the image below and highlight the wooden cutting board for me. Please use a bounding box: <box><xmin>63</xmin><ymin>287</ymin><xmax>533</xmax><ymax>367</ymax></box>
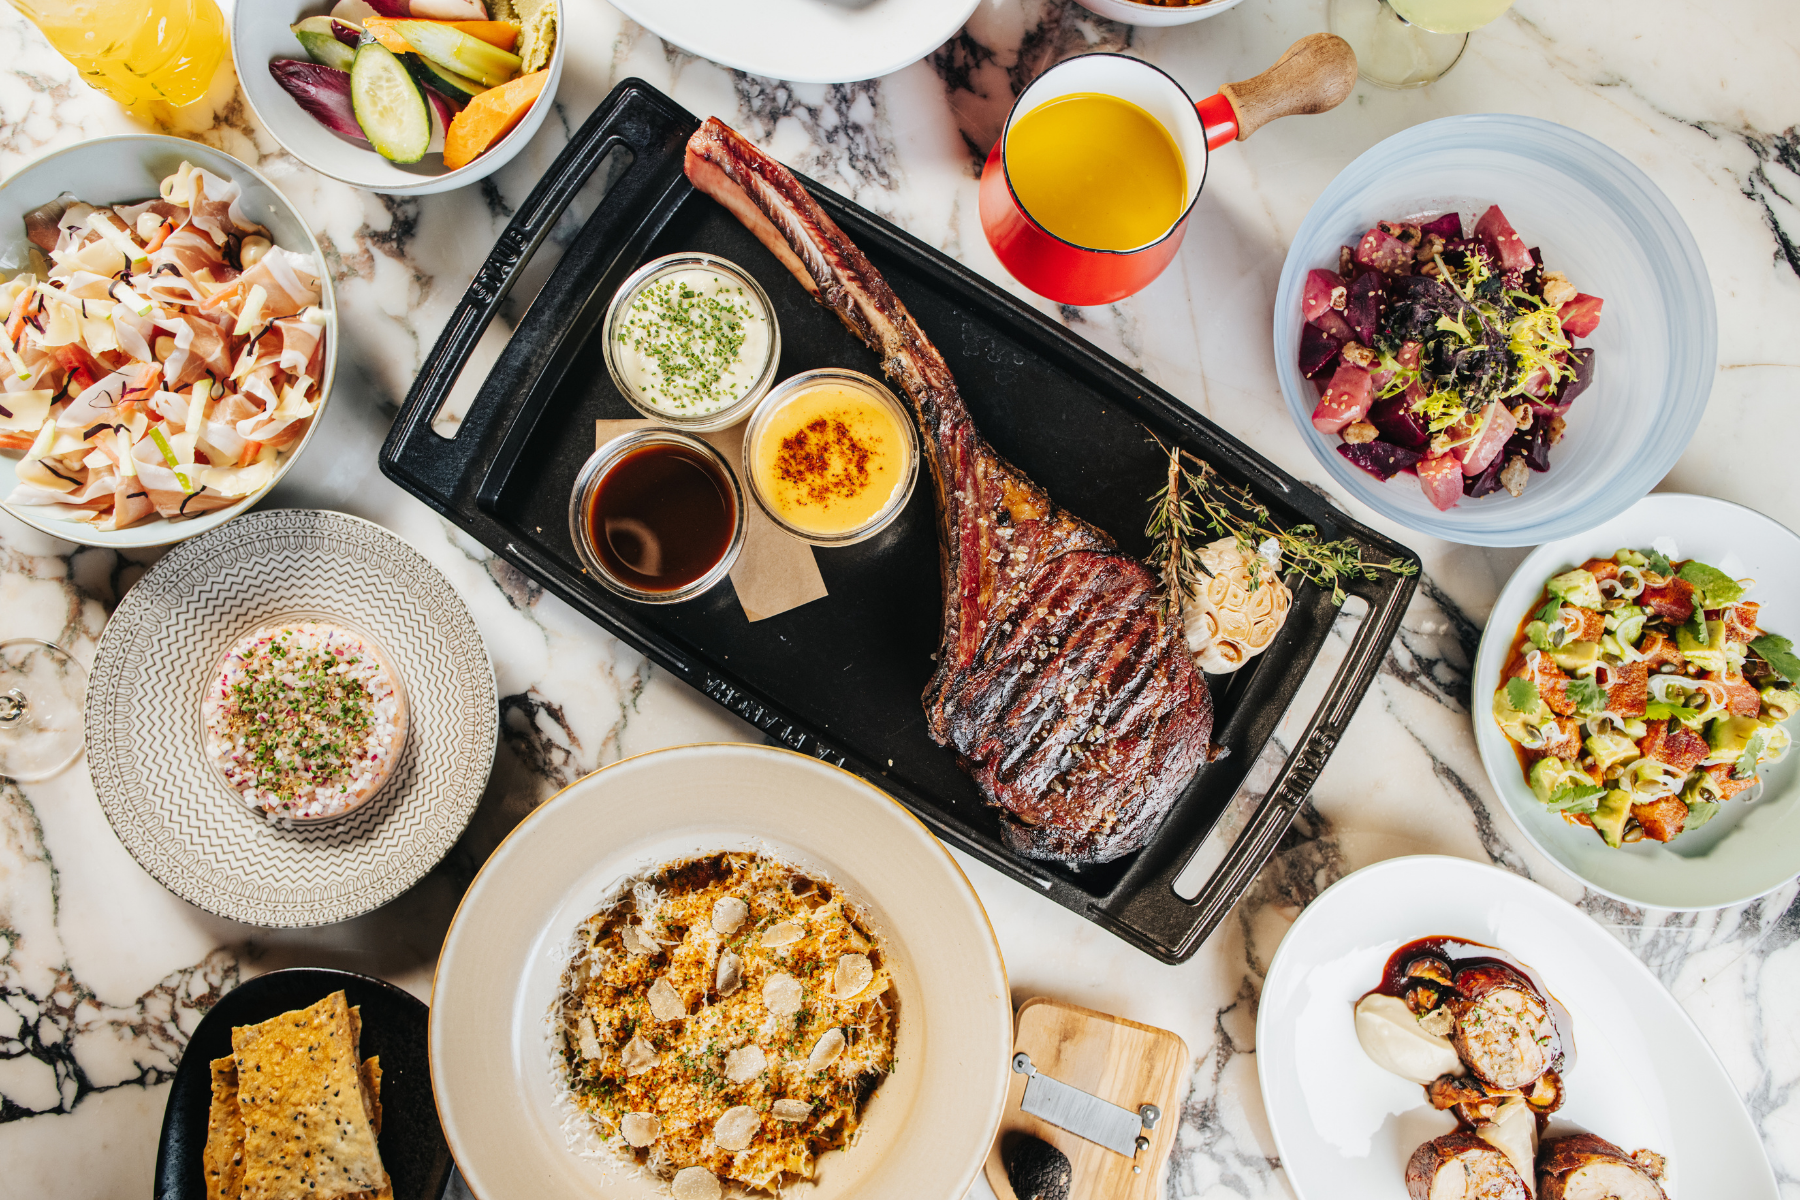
<box><xmin>982</xmin><ymin>997</ymin><xmax>1190</xmax><ymax>1200</ymax></box>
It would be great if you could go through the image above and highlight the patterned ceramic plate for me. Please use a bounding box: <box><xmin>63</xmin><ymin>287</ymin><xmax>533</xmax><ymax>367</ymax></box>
<box><xmin>87</xmin><ymin>508</ymin><xmax>496</xmax><ymax>927</ymax></box>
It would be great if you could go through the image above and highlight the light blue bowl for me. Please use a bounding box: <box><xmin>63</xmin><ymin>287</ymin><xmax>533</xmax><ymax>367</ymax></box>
<box><xmin>1274</xmin><ymin>114</ymin><xmax>1715</xmax><ymax>547</ymax></box>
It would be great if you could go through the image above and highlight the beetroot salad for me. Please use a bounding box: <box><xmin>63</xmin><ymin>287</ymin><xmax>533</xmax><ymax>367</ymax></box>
<box><xmin>1300</xmin><ymin>206</ymin><xmax>1603</xmax><ymax>511</ymax></box>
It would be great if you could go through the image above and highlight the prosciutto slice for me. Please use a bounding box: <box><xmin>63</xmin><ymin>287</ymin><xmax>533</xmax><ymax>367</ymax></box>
<box><xmin>684</xmin><ymin>117</ymin><xmax>1214</xmax><ymax>863</ymax></box>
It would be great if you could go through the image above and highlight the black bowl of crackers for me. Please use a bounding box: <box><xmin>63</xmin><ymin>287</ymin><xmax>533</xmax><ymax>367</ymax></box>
<box><xmin>155</xmin><ymin>968</ymin><xmax>450</xmax><ymax>1200</ymax></box>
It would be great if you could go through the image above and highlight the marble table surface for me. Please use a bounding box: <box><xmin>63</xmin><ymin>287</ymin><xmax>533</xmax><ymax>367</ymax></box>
<box><xmin>2</xmin><ymin>0</ymin><xmax>1798</xmax><ymax>1197</ymax></box>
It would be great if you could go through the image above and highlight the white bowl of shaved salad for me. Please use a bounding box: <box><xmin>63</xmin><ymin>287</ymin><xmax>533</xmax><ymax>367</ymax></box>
<box><xmin>0</xmin><ymin>136</ymin><xmax>336</xmax><ymax>548</ymax></box>
<box><xmin>1473</xmin><ymin>493</ymin><xmax>1800</xmax><ymax>909</ymax></box>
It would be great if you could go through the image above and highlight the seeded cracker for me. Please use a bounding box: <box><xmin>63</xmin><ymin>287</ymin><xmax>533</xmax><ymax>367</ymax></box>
<box><xmin>203</xmin><ymin>1056</ymin><xmax>246</xmax><ymax>1200</ymax></box>
<box><xmin>231</xmin><ymin>991</ymin><xmax>388</xmax><ymax>1200</ymax></box>
<box><xmin>514</xmin><ymin>0</ymin><xmax>556</xmax><ymax>74</ymax></box>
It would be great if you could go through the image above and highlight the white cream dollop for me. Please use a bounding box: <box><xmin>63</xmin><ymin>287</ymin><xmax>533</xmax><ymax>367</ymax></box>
<box><xmin>1353</xmin><ymin>993</ymin><xmax>1464</xmax><ymax>1085</ymax></box>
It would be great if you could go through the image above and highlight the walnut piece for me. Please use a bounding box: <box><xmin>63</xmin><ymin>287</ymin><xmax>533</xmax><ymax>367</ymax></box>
<box><xmin>1340</xmin><ymin>341</ymin><xmax>1376</xmax><ymax>368</ymax></box>
<box><xmin>1501</xmin><ymin>456</ymin><xmax>1530</xmax><ymax>497</ymax></box>
<box><xmin>1541</xmin><ymin>270</ymin><xmax>1577</xmax><ymax>308</ymax></box>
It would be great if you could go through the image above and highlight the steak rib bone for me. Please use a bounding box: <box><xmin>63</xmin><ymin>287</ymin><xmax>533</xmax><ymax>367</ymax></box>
<box><xmin>684</xmin><ymin>117</ymin><xmax>1214</xmax><ymax>863</ymax></box>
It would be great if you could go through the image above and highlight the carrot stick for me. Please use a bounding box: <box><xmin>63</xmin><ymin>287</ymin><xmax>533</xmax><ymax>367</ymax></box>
<box><xmin>144</xmin><ymin>219</ymin><xmax>173</xmax><ymax>254</ymax></box>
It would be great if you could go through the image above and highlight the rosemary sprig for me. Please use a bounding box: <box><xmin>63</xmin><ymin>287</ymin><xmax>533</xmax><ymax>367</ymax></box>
<box><xmin>1145</xmin><ymin>439</ymin><xmax>1418</xmax><ymax>606</ymax></box>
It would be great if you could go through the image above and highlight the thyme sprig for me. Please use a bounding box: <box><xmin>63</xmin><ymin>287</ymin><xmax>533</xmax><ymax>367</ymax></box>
<box><xmin>1145</xmin><ymin>438</ymin><xmax>1418</xmax><ymax>606</ymax></box>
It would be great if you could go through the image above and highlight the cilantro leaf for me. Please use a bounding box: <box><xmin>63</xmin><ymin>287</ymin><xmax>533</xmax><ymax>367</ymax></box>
<box><xmin>1678</xmin><ymin>560</ymin><xmax>1745</xmax><ymax>607</ymax></box>
<box><xmin>1734</xmin><ymin>729</ymin><xmax>1769</xmax><ymax>780</ymax></box>
<box><xmin>1645</xmin><ymin>548</ymin><xmax>1673</xmax><ymax>576</ymax></box>
<box><xmin>1506</xmin><ymin>677</ymin><xmax>1540</xmax><ymax>713</ymax></box>
<box><xmin>1644</xmin><ymin>700</ymin><xmax>1700</xmax><ymax>722</ymax></box>
<box><xmin>1565</xmin><ymin>675</ymin><xmax>1608</xmax><ymax>715</ymax></box>
<box><xmin>1545</xmin><ymin>780</ymin><xmax>1603</xmax><ymax>814</ymax></box>
<box><xmin>1535</xmin><ymin>598</ymin><xmax>1562</xmax><ymax>624</ymax></box>
<box><xmin>1685</xmin><ymin>607</ymin><xmax>1710</xmax><ymax>646</ymax></box>
<box><xmin>1751</xmin><ymin>633</ymin><xmax>1800</xmax><ymax>684</ymax></box>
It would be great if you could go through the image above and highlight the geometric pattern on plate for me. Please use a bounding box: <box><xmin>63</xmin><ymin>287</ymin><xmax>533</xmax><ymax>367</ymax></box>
<box><xmin>87</xmin><ymin>508</ymin><xmax>496</xmax><ymax>926</ymax></box>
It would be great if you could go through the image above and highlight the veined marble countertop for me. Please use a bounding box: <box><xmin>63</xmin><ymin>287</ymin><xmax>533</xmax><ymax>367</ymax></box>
<box><xmin>2</xmin><ymin>1</ymin><xmax>1797</xmax><ymax>1197</ymax></box>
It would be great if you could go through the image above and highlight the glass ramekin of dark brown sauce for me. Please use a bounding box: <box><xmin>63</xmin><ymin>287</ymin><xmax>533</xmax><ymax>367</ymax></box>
<box><xmin>568</xmin><ymin>429</ymin><xmax>747</xmax><ymax>604</ymax></box>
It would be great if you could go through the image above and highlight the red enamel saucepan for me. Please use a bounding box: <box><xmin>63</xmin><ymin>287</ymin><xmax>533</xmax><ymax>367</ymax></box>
<box><xmin>979</xmin><ymin>34</ymin><xmax>1358</xmax><ymax>307</ymax></box>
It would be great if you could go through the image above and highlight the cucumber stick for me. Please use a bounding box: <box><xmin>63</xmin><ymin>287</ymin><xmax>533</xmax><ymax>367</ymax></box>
<box><xmin>293</xmin><ymin>17</ymin><xmax>356</xmax><ymax>72</ymax></box>
<box><xmin>404</xmin><ymin>52</ymin><xmax>485</xmax><ymax>106</ymax></box>
<box><xmin>387</xmin><ymin>19</ymin><xmax>520</xmax><ymax>88</ymax></box>
<box><xmin>350</xmin><ymin>40</ymin><xmax>431</xmax><ymax>164</ymax></box>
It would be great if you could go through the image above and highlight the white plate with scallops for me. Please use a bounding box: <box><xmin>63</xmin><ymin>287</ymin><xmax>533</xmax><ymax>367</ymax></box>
<box><xmin>429</xmin><ymin>741</ymin><xmax>1012</xmax><ymax>1200</ymax></box>
<box><xmin>1472</xmin><ymin>492</ymin><xmax>1800</xmax><ymax>909</ymax></box>
<box><xmin>1257</xmin><ymin>856</ymin><xmax>1777</xmax><ymax>1200</ymax></box>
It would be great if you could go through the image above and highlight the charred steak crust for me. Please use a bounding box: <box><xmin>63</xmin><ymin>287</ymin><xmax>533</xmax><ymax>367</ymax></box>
<box><xmin>684</xmin><ymin>118</ymin><xmax>1214</xmax><ymax>863</ymax></box>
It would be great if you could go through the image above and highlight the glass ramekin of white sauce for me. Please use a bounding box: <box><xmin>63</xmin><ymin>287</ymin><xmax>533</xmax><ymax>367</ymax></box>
<box><xmin>602</xmin><ymin>252</ymin><xmax>782</xmax><ymax>432</ymax></box>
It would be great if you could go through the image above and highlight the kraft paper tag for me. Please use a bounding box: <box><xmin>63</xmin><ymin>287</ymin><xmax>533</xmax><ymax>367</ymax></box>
<box><xmin>595</xmin><ymin>419</ymin><xmax>829</xmax><ymax>622</ymax></box>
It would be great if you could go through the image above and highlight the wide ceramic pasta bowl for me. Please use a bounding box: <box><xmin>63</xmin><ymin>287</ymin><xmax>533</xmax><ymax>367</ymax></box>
<box><xmin>430</xmin><ymin>742</ymin><xmax>1013</xmax><ymax>1200</ymax></box>
<box><xmin>1472</xmin><ymin>492</ymin><xmax>1800</xmax><ymax>908</ymax></box>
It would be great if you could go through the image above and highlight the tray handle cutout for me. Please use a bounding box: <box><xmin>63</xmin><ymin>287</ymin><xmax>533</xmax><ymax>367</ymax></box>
<box><xmin>382</xmin><ymin>81</ymin><xmax>693</xmax><ymax>514</ymax></box>
<box><xmin>1095</xmin><ymin>574</ymin><xmax>1408</xmax><ymax>962</ymax></box>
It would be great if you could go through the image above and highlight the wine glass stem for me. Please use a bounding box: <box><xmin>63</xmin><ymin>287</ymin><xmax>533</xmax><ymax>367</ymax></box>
<box><xmin>0</xmin><ymin>689</ymin><xmax>25</xmax><ymax>727</ymax></box>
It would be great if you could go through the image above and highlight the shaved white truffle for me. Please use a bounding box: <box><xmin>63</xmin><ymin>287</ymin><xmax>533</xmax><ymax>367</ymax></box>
<box><xmin>648</xmin><ymin>977</ymin><xmax>686</xmax><ymax>1021</ymax></box>
<box><xmin>806</xmin><ymin>1027</ymin><xmax>846</xmax><ymax>1073</ymax></box>
<box><xmin>714</xmin><ymin>1104</ymin><xmax>760</xmax><ymax>1151</ymax></box>
<box><xmin>763</xmin><ymin>973</ymin><xmax>802</xmax><ymax>1016</ymax></box>
<box><xmin>672</xmin><ymin>1166</ymin><xmax>721</xmax><ymax>1200</ymax></box>
<box><xmin>621</xmin><ymin>1111</ymin><xmax>660</xmax><ymax>1147</ymax></box>
<box><xmin>622</xmin><ymin>1034</ymin><xmax>659</xmax><ymax>1076</ymax></box>
<box><xmin>712</xmin><ymin>895</ymin><xmax>748</xmax><ymax>934</ymax></box>
<box><xmin>772</xmin><ymin>1098</ymin><xmax>813</xmax><ymax>1122</ymax></box>
<box><xmin>576</xmin><ymin>1014</ymin><xmax>603</xmax><ymax>1060</ymax></box>
<box><xmin>715</xmin><ymin>950</ymin><xmax>741</xmax><ymax>997</ymax></box>
<box><xmin>761</xmin><ymin>920</ymin><xmax>804</xmax><ymax>947</ymax></box>
<box><xmin>724</xmin><ymin>1044</ymin><xmax>767</xmax><ymax>1083</ymax></box>
<box><xmin>620</xmin><ymin>923</ymin><xmax>651</xmax><ymax>955</ymax></box>
<box><xmin>833</xmin><ymin>953</ymin><xmax>873</xmax><ymax>1000</ymax></box>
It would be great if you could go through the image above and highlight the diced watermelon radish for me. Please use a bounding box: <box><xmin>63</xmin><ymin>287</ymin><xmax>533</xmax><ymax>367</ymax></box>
<box><xmin>1310</xmin><ymin>308</ymin><xmax>1357</xmax><ymax>343</ymax></box>
<box><xmin>1302</xmin><ymin>269</ymin><xmax>1346</xmax><ymax>321</ymax></box>
<box><xmin>1339</xmin><ymin>440</ymin><xmax>1423</xmax><ymax>480</ymax></box>
<box><xmin>1418</xmin><ymin>454</ymin><xmax>1463</xmax><ymax>511</ymax></box>
<box><xmin>1457</xmin><ymin>401</ymin><xmax>1518</xmax><ymax>476</ymax></box>
<box><xmin>1419</xmin><ymin>212</ymin><xmax>1462</xmax><ymax>240</ymax></box>
<box><xmin>1354</xmin><ymin>226</ymin><xmax>1414</xmax><ymax>274</ymax></box>
<box><xmin>1558</xmin><ymin>293</ymin><xmax>1603</xmax><ymax>337</ymax></box>
<box><xmin>1474</xmin><ymin>205</ymin><xmax>1533</xmax><ymax>273</ymax></box>
<box><xmin>1312</xmin><ymin>361</ymin><xmax>1373</xmax><ymax>434</ymax></box>
<box><xmin>1300</xmin><ymin>323</ymin><xmax>1342</xmax><ymax>379</ymax></box>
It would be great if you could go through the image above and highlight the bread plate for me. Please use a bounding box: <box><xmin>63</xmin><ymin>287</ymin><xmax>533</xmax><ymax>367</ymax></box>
<box><xmin>1257</xmin><ymin>855</ymin><xmax>1777</xmax><ymax>1200</ymax></box>
<box><xmin>1471</xmin><ymin>492</ymin><xmax>1800</xmax><ymax>909</ymax></box>
<box><xmin>154</xmin><ymin>967</ymin><xmax>452</xmax><ymax>1200</ymax></box>
<box><xmin>429</xmin><ymin>741</ymin><xmax>1012</xmax><ymax>1200</ymax></box>
<box><xmin>86</xmin><ymin>507</ymin><xmax>497</xmax><ymax>926</ymax></box>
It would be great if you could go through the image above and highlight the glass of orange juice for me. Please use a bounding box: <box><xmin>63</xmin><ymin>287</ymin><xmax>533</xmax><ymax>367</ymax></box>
<box><xmin>8</xmin><ymin>0</ymin><xmax>228</xmax><ymax>120</ymax></box>
<box><xmin>1328</xmin><ymin>0</ymin><xmax>1514</xmax><ymax>89</ymax></box>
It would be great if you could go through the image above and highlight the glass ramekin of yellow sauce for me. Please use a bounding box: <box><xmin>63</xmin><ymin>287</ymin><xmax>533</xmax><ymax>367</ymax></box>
<box><xmin>602</xmin><ymin>252</ymin><xmax>782</xmax><ymax>432</ymax></box>
<box><xmin>742</xmin><ymin>368</ymin><xmax>919</xmax><ymax>547</ymax></box>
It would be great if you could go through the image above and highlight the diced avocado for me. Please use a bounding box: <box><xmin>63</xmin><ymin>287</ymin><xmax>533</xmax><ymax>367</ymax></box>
<box><xmin>1613</xmin><ymin>549</ymin><xmax>1649</xmax><ymax>568</ymax></box>
<box><xmin>1609</xmin><ymin>608</ymin><xmax>1647</xmax><ymax>648</ymax></box>
<box><xmin>1525</xmin><ymin>620</ymin><xmax>1553</xmax><ymax>651</ymax></box>
<box><xmin>1707</xmin><ymin>715</ymin><xmax>1762</xmax><ymax>757</ymax></box>
<box><xmin>1551</xmin><ymin>640</ymin><xmax>1602</xmax><ymax>672</ymax></box>
<box><xmin>1494</xmin><ymin>682</ymin><xmax>1549</xmax><ymax>744</ymax></box>
<box><xmin>1547</xmin><ymin>568</ymin><xmax>1603</xmax><ymax>610</ymax></box>
<box><xmin>1678</xmin><ymin>619</ymin><xmax>1728</xmax><ymax>673</ymax></box>
<box><xmin>1761</xmin><ymin>687</ymin><xmax>1800</xmax><ymax>722</ymax></box>
<box><xmin>1684</xmin><ymin>799</ymin><xmax>1721</xmax><ymax>830</ymax></box>
<box><xmin>1592</xmin><ymin>789</ymin><xmax>1632</xmax><ymax>848</ymax></box>
<box><xmin>1585</xmin><ymin>732</ymin><xmax>1639</xmax><ymax>771</ymax></box>
<box><xmin>1530</xmin><ymin>757</ymin><xmax>1575</xmax><ymax>804</ymax></box>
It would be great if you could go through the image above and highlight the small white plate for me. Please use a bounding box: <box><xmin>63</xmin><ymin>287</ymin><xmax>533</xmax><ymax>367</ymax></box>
<box><xmin>1073</xmin><ymin>0</ymin><xmax>1250</xmax><ymax>26</ymax></box>
<box><xmin>1257</xmin><ymin>855</ymin><xmax>1778</xmax><ymax>1200</ymax></box>
<box><xmin>86</xmin><ymin>508</ymin><xmax>497</xmax><ymax>926</ymax></box>
<box><xmin>608</xmin><ymin>0</ymin><xmax>976</xmax><ymax>85</ymax></box>
<box><xmin>430</xmin><ymin>742</ymin><xmax>1012</xmax><ymax>1200</ymax></box>
<box><xmin>1472</xmin><ymin>492</ymin><xmax>1800</xmax><ymax>909</ymax></box>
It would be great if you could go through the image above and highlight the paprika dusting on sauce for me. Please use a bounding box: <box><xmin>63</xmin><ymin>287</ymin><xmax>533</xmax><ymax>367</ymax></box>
<box><xmin>749</xmin><ymin>378</ymin><xmax>912</xmax><ymax>539</ymax></box>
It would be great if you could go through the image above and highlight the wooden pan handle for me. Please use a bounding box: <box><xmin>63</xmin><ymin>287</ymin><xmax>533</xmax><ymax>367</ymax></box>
<box><xmin>1217</xmin><ymin>33</ymin><xmax>1357</xmax><ymax>142</ymax></box>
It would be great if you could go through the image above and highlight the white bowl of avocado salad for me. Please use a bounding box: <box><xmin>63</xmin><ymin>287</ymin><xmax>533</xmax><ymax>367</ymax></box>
<box><xmin>1473</xmin><ymin>492</ymin><xmax>1800</xmax><ymax>909</ymax></box>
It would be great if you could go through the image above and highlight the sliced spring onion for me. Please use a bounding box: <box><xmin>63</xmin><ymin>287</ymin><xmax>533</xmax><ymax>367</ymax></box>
<box><xmin>110</xmin><ymin>280</ymin><xmax>153</xmax><ymax>317</ymax></box>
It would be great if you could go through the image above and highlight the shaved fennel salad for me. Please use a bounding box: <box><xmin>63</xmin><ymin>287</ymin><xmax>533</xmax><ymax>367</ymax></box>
<box><xmin>1495</xmin><ymin>546</ymin><xmax>1798</xmax><ymax>849</ymax></box>
<box><xmin>0</xmin><ymin>162</ymin><xmax>327</xmax><ymax>531</ymax></box>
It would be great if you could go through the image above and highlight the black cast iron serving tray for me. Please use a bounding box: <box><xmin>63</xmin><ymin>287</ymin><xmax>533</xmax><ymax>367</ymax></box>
<box><xmin>381</xmin><ymin>80</ymin><xmax>1420</xmax><ymax>964</ymax></box>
